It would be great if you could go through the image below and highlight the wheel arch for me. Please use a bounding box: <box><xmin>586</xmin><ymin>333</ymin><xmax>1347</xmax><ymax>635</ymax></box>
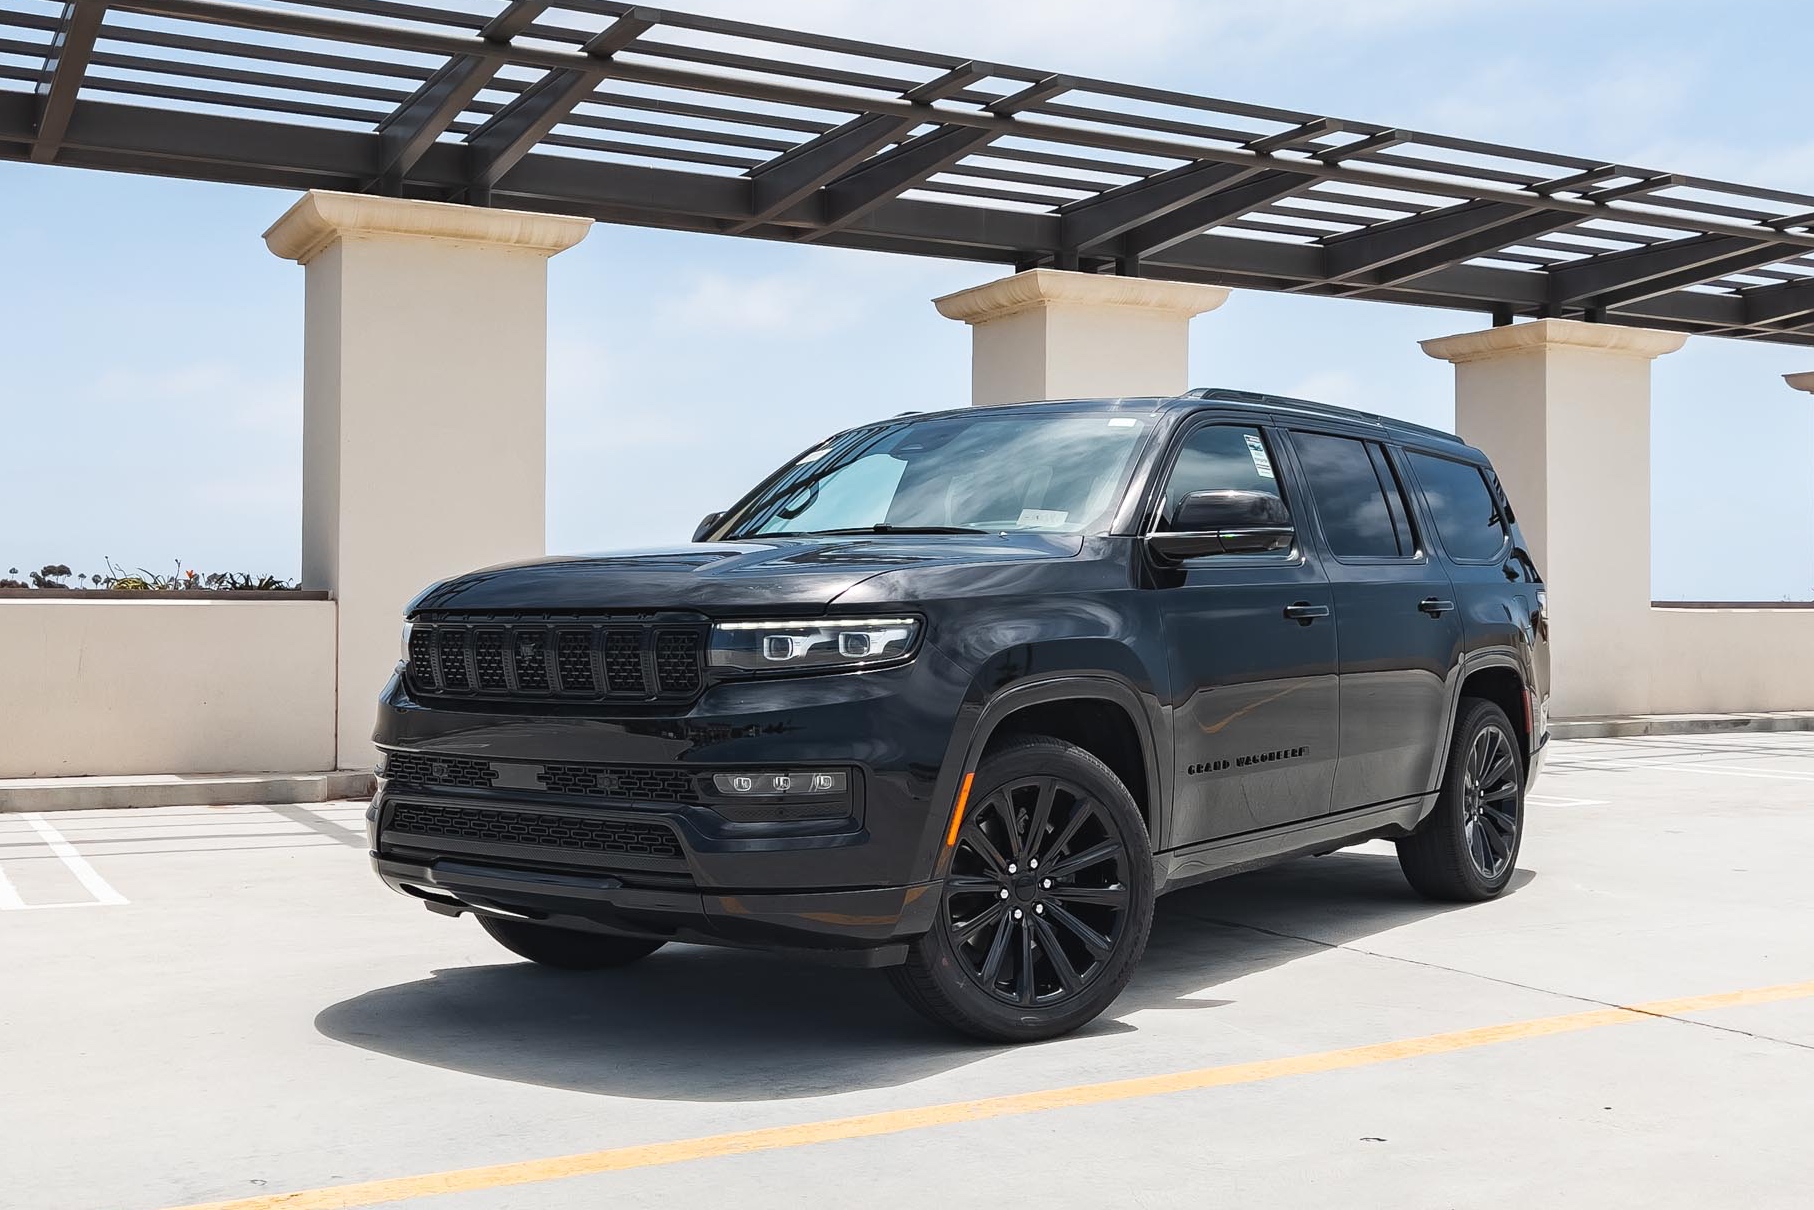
<box><xmin>960</xmin><ymin>673</ymin><xmax>1167</xmax><ymax>842</ymax></box>
<box><xmin>1454</xmin><ymin>652</ymin><xmax>1532</xmax><ymax>770</ymax></box>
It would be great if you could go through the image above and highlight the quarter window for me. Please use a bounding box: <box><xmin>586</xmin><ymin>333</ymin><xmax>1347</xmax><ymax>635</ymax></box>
<box><xmin>1291</xmin><ymin>432</ymin><xmax>1407</xmax><ymax>559</ymax></box>
<box><xmin>1407</xmin><ymin>451</ymin><xmax>1507</xmax><ymax>561</ymax></box>
<box><xmin>1159</xmin><ymin>424</ymin><xmax>1288</xmax><ymax>527</ymax></box>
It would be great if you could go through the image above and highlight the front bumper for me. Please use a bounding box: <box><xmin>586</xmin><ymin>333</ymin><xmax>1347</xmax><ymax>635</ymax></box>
<box><xmin>373</xmin><ymin>853</ymin><xmax>938</xmax><ymax>965</ymax></box>
<box><xmin>368</xmin><ymin>643</ymin><xmax>975</xmax><ymax>954</ymax></box>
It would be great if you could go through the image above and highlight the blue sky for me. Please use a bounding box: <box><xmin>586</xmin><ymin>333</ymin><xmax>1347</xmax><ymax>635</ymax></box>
<box><xmin>2</xmin><ymin>0</ymin><xmax>1812</xmax><ymax>598</ymax></box>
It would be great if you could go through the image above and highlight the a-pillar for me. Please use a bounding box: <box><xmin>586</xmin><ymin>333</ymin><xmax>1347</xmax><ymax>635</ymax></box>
<box><xmin>1421</xmin><ymin>319</ymin><xmax>1686</xmax><ymax>719</ymax></box>
<box><xmin>933</xmin><ymin>268</ymin><xmax>1229</xmax><ymax>405</ymax></box>
<box><xmin>265</xmin><ymin>191</ymin><xmax>592</xmax><ymax>770</ymax></box>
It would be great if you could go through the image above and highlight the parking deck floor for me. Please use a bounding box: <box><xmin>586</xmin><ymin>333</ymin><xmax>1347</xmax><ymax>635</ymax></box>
<box><xmin>4</xmin><ymin>732</ymin><xmax>1813</xmax><ymax>1210</ymax></box>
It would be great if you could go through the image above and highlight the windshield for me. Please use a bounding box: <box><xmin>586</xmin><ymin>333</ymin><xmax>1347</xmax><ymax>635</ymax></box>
<box><xmin>720</xmin><ymin>410</ymin><xmax>1152</xmax><ymax>539</ymax></box>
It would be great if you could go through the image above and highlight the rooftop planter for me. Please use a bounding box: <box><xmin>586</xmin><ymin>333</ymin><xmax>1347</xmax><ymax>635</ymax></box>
<box><xmin>1</xmin><ymin>562</ymin><xmax>323</xmax><ymax>601</ymax></box>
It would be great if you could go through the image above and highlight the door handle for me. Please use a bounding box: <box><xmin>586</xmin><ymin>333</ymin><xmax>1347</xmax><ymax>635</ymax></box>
<box><xmin>1419</xmin><ymin>597</ymin><xmax>1457</xmax><ymax>617</ymax></box>
<box><xmin>1283</xmin><ymin>601</ymin><xmax>1330</xmax><ymax>625</ymax></box>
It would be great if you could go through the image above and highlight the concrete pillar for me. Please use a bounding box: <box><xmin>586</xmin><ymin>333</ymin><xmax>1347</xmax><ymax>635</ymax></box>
<box><xmin>1421</xmin><ymin>319</ymin><xmax>1686</xmax><ymax>718</ymax></box>
<box><xmin>265</xmin><ymin>191</ymin><xmax>592</xmax><ymax>770</ymax></box>
<box><xmin>1787</xmin><ymin>372</ymin><xmax>1814</xmax><ymax>394</ymax></box>
<box><xmin>933</xmin><ymin>268</ymin><xmax>1229</xmax><ymax>405</ymax></box>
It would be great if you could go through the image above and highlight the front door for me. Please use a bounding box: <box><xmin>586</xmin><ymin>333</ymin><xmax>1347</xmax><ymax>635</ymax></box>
<box><xmin>1152</xmin><ymin>419</ymin><xmax>1340</xmax><ymax>848</ymax></box>
<box><xmin>1283</xmin><ymin>429</ymin><xmax>1463</xmax><ymax>810</ymax></box>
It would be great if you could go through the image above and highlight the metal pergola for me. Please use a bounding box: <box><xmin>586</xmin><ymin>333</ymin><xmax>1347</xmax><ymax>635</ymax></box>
<box><xmin>5</xmin><ymin>0</ymin><xmax>1814</xmax><ymax>345</ymax></box>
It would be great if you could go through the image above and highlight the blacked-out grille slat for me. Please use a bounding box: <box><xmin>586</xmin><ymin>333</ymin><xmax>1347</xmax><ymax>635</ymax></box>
<box><xmin>655</xmin><ymin>631</ymin><xmax>702</xmax><ymax>694</ymax></box>
<box><xmin>436</xmin><ymin>629</ymin><xmax>471</xmax><ymax>691</ymax></box>
<box><xmin>537</xmin><ymin>763</ymin><xmax>695</xmax><ymax>802</ymax></box>
<box><xmin>603</xmin><ymin>630</ymin><xmax>646</xmax><ymax>695</ymax></box>
<box><xmin>384</xmin><ymin>752</ymin><xmax>498</xmax><ymax>790</ymax></box>
<box><xmin>407</xmin><ymin>627</ymin><xmax>438</xmax><ymax>690</ymax></box>
<box><xmin>555</xmin><ymin>629</ymin><xmax>596</xmax><ymax>692</ymax></box>
<box><xmin>511</xmin><ymin>628</ymin><xmax>550</xmax><ymax>692</ymax></box>
<box><xmin>472</xmin><ymin>629</ymin><xmax>508</xmax><ymax>691</ymax></box>
<box><xmin>404</xmin><ymin>618</ymin><xmax>703</xmax><ymax>704</ymax></box>
<box><xmin>387</xmin><ymin>802</ymin><xmax>684</xmax><ymax>862</ymax></box>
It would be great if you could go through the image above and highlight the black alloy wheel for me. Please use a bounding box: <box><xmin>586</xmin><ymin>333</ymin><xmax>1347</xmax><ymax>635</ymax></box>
<box><xmin>890</xmin><ymin>737</ymin><xmax>1154</xmax><ymax>1042</ymax></box>
<box><xmin>1398</xmin><ymin>697</ymin><xmax>1525</xmax><ymax>902</ymax></box>
<box><xmin>1460</xmin><ymin>720</ymin><xmax>1520</xmax><ymax>879</ymax></box>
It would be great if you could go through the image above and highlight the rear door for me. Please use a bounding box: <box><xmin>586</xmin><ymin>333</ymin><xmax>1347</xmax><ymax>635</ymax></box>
<box><xmin>1149</xmin><ymin>417</ymin><xmax>1339</xmax><ymax>845</ymax></box>
<box><xmin>1282</xmin><ymin>429</ymin><xmax>1463</xmax><ymax>810</ymax></box>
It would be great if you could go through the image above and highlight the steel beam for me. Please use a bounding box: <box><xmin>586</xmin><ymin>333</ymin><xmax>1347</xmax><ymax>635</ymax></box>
<box><xmin>31</xmin><ymin>0</ymin><xmax>106</xmax><ymax>163</ymax></box>
<box><xmin>1057</xmin><ymin>160</ymin><xmax>1257</xmax><ymax>253</ymax></box>
<box><xmin>1111</xmin><ymin>169</ymin><xmax>1319</xmax><ymax>258</ymax></box>
<box><xmin>804</xmin><ymin>75</ymin><xmax>1068</xmax><ymax>236</ymax></box>
<box><xmin>1741</xmin><ymin>276</ymin><xmax>1814</xmax><ymax>327</ymax></box>
<box><xmin>730</xmin><ymin>60</ymin><xmax>990</xmax><ymax>233</ymax></box>
<box><xmin>372</xmin><ymin>0</ymin><xmax>549</xmax><ymax>191</ymax></box>
<box><xmin>1321</xmin><ymin>199</ymin><xmax>1581</xmax><ymax>285</ymax></box>
<box><xmin>461</xmin><ymin>7</ymin><xmax>656</xmax><ymax>201</ymax></box>
<box><xmin>1548</xmin><ymin>233</ymin><xmax>1794</xmax><ymax>309</ymax></box>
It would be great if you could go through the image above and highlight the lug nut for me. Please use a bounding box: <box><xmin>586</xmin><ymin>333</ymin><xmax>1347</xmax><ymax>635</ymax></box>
<box><xmin>1034</xmin><ymin>903</ymin><xmax>1045</xmax><ymax>915</ymax></box>
<box><xmin>1007</xmin><ymin>862</ymin><xmax>1018</xmax><ymax>874</ymax></box>
<box><xmin>1029</xmin><ymin>859</ymin><xmax>1039</xmax><ymax>870</ymax></box>
<box><xmin>999</xmin><ymin>888</ymin><xmax>1009</xmax><ymax>899</ymax></box>
<box><xmin>1042</xmin><ymin>878</ymin><xmax>1052</xmax><ymax>889</ymax></box>
<box><xmin>1012</xmin><ymin>908</ymin><xmax>1023</xmax><ymax>920</ymax></box>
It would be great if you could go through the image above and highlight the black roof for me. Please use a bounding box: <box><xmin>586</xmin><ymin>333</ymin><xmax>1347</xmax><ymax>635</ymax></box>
<box><xmin>4</xmin><ymin>0</ymin><xmax>1814</xmax><ymax>345</ymax></box>
<box><xmin>868</xmin><ymin>390</ymin><xmax>1474</xmax><ymax>455</ymax></box>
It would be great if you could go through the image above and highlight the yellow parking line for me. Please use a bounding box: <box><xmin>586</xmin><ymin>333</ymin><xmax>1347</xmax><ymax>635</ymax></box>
<box><xmin>164</xmin><ymin>978</ymin><xmax>1814</xmax><ymax>1210</ymax></box>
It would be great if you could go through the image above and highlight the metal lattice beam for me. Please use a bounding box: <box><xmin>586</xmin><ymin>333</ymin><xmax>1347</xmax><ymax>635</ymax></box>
<box><xmin>2</xmin><ymin>0</ymin><xmax>1813</xmax><ymax>346</ymax></box>
<box><xmin>372</xmin><ymin>0</ymin><xmax>549</xmax><ymax>191</ymax></box>
<box><xmin>31</xmin><ymin>0</ymin><xmax>106</xmax><ymax>162</ymax></box>
<box><xmin>461</xmin><ymin>6</ymin><xmax>655</xmax><ymax>201</ymax></box>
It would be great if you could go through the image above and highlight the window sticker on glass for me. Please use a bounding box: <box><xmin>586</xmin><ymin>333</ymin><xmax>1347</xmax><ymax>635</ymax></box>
<box><xmin>1244</xmin><ymin>433</ymin><xmax>1275</xmax><ymax>478</ymax></box>
<box><xmin>1017</xmin><ymin>508</ymin><xmax>1069</xmax><ymax>527</ymax></box>
<box><xmin>1107</xmin><ymin>417</ymin><xmax>1139</xmax><ymax>428</ymax></box>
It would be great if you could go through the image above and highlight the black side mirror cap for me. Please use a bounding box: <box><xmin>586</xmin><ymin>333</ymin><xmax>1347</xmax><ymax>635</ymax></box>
<box><xmin>692</xmin><ymin>512</ymin><xmax>724</xmax><ymax>542</ymax></box>
<box><xmin>1149</xmin><ymin>489</ymin><xmax>1294</xmax><ymax>561</ymax></box>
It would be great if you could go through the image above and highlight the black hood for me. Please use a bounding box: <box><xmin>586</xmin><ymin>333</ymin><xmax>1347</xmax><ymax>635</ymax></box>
<box><xmin>407</xmin><ymin>533</ymin><xmax>1085</xmax><ymax>615</ymax></box>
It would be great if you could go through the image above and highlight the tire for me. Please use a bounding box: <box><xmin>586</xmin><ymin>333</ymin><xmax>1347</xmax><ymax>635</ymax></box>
<box><xmin>1397</xmin><ymin>697</ymin><xmax>1525</xmax><ymax>902</ymax></box>
<box><xmin>889</xmin><ymin>736</ymin><xmax>1155</xmax><ymax>1043</ymax></box>
<box><xmin>477</xmin><ymin>914</ymin><xmax>665</xmax><ymax>970</ymax></box>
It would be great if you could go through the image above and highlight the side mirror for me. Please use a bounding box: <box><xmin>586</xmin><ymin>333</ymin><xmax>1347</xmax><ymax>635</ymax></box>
<box><xmin>1148</xmin><ymin>490</ymin><xmax>1294</xmax><ymax>561</ymax></box>
<box><xmin>692</xmin><ymin>512</ymin><xmax>724</xmax><ymax>542</ymax></box>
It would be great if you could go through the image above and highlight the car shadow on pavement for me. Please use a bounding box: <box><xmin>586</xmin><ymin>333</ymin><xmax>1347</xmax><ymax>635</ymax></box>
<box><xmin>315</xmin><ymin>849</ymin><xmax>1534</xmax><ymax>1101</ymax></box>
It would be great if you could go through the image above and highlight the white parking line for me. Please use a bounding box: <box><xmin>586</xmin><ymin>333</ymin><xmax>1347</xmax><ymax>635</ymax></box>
<box><xmin>1526</xmin><ymin>794</ymin><xmax>1608</xmax><ymax>808</ymax></box>
<box><xmin>0</xmin><ymin>814</ymin><xmax>130</xmax><ymax>910</ymax></box>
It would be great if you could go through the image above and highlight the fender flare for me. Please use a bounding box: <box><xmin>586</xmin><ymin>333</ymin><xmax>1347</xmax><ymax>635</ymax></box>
<box><xmin>914</xmin><ymin>670</ymin><xmax>1171</xmax><ymax>882</ymax></box>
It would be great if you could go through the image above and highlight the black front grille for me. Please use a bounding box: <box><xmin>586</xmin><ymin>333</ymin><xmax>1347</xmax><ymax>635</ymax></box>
<box><xmin>382</xmin><ymin>751</ymin><xmax>701</xmax><ymax>804</ymax></box>
<box><xmin>537</xmin><ymin>764</ymin><xmax>695</xmax><ymax>802</ymax></box>
<box><xmin>384</xmin><ymin>752</ymin><xmax>498</xmax><ymax>790</ymax></box>
<box><xmin>404</xmin><ymin>617</ymin><xmax>705</xmax><ymax>703</ymax></box>
<box><xmin>387</xmin><ymin>802</ymin><xmax>685</xmax><ymax>862</ymax></box>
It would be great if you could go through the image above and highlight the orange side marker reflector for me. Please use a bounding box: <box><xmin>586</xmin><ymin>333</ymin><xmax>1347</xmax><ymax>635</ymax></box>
<box><xmin>945</xmin><ymin>772</ymin><xmax>975</xmax><ymax>847</ymax></box>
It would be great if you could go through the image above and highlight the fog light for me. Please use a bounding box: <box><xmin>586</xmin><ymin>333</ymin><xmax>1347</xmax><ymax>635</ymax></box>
<box><xmin>712</xmin><ymin>770</ymin><xmax>847</xmax><ymax>796</ymax></box>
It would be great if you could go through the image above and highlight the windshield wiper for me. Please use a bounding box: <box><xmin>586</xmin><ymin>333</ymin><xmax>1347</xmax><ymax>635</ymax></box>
<box><xmin>803</xmin><ymin>524</ymin><xmax>990</xmax><ymax>536</ymax></box>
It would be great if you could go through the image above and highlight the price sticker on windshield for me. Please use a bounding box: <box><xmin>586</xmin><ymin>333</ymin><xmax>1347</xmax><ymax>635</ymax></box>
<box><xmin>1244</xmin><ymin>433</ymin><xmax>1275</xmax><ymax>478</ymax></box>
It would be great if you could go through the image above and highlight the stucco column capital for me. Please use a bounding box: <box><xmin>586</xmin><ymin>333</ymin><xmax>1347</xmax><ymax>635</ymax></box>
<box><xmin>933</xmin><ymin>268</ymin><xmax>1230</xmax><ymax>325</ymax></box>
<box><xmin>264</xmin><ymin>190</ymin><xmax>593</xmax><ymax>265</ymax></box>
<box><xmin>1785</xmin><ymin>372</ymin><xmax>1814</xmax><ymax>394</ymax></box>
<box><xmin>1420</xmin><ymin>318</ymin><xmax>1688</xmax><ymax>365</ymax></box>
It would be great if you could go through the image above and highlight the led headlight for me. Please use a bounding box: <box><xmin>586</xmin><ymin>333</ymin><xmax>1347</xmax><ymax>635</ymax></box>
<box><xmin>708</xmin><ymin>617</ymin><xmax>921</xmax><ymax>674</ymax></box>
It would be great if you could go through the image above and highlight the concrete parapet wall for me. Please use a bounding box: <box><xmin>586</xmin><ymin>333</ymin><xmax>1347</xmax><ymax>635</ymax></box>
<box><xmin>0</xmin><ymin>599</ymin><xmax>338</xmax><ymax>777</ymax></box>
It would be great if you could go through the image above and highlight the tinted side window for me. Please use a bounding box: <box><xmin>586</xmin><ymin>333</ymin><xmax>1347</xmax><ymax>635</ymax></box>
<box><xmin>1291</xmin><ymin>432</ymin><xmax>1402</xmax><ymax>558</ymax></box>
<box><xmin>1408</xmin><ymin>451</ymin><xmax>1506</xmax><ymax>561</ymax></box>
<box><xmin>1160</xmin><ymin>424</ymin><xmax>1287</xmax><ymax>527</ymax></box>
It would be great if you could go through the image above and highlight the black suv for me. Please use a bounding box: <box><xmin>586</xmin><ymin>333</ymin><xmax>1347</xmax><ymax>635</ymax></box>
<box><xmin>370</xmin><ymin>389</ymin><xmax>1548</xmax><ymax>1042</ymax></box>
